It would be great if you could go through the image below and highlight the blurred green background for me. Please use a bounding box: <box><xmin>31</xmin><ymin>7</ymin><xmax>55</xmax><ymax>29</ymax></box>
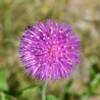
<box><xmin>0</xmin><ymin>0</ymin><xmax>100</xmax><ymax>100</ymax></box>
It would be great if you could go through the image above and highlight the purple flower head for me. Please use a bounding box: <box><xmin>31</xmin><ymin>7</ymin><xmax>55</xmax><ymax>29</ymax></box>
<box><xmin>19</xmin><ymin>19</ymin><xmax>80</xmax><ymax>80</ymax></box>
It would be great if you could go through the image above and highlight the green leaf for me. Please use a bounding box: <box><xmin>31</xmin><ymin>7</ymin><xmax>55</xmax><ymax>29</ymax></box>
<box><xmin>90</xmin><ymin>74</ymin><xmax>100</xmax><ymax>93</ymax></box>
<box><xmin>0</xmin><ymin>70</ymin><xmax>8</xmax><ymax>91</ymax></box>
<box><xmin>81</xmin><ymin>94</ymin><xmax>89</xmax><ymax>100</ymax></box>
<box><xmin>0</xmin><ymin>92</ymin><xmax>6</xmax><ymax>100</ymax></box>
<box><xmin>22</xmin><ymin>86</ymin><xmax>39</xmax><ymax>100</ymax></box>
<box><xmin>47</xmin><ymin>94</ymin><xmax>57</xmax><ymax>100</ymax></box>
<box><xmin>66</xmin><ymin>80</ymin><xmax>73</xmax><ymax>94</ymax></box>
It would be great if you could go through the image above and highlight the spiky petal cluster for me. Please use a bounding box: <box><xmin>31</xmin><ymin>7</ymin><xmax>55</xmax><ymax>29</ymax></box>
<box><xmin>19</xmin><ymin>20</ymin><xmax>80</xmax><ymax>80</ymax></box>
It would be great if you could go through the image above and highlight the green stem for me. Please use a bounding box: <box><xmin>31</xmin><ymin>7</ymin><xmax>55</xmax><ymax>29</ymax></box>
<box><xmin>42</xmin><ymin>81</ymin><xmax>48</xmax><ymax>100</ymax></box>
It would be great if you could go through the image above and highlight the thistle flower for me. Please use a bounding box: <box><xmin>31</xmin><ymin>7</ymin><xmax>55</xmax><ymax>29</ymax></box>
<box><xmin>19</xmin><ymin>20</ymin><xmax>80</xmax><ymax>80</ymax></box>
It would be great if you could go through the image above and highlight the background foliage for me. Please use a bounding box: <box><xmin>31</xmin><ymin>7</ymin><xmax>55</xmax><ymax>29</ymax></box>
<box><xmin>0</xmin><ymin>0</ymin><xmax>100</xmax><ymax>100</ymax></box>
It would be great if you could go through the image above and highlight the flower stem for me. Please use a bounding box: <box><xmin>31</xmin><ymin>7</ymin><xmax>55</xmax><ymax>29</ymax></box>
<box><xmin>42</xmin><ymin>80</ymin><xmax>48</xmax><ymax>100</ymax></box>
